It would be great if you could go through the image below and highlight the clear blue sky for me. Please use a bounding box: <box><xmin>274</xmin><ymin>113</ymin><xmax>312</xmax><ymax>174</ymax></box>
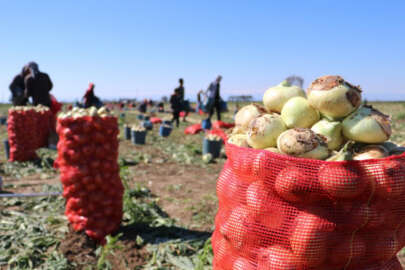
<box><xmin>0</xmin><ymin>1</ymin><xmax>404</xmax><ymax>102</ymax></box>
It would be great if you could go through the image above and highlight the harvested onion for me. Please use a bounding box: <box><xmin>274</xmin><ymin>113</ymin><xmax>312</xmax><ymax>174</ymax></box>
<box><xmin>247</xmin><ymin>114</ymin><xmax>286</xmax><ymax>149</ymax></box>
<box><xmin>234</xmin><ymin>104</ymin><xmax>267</xmax><ymax>131</ymax></box>
<box><xmin>307</xmin><ymin>75</ymin><xmax>361</xmax><ymax>119</ymax></box>
<box><xmin>277</xmin><ymin>128</ymin><xmax>329</xmax><ymax>160</ymax></box>
<box><xmin>281</xmin><ymin>96</ymin><xmax>319</xmax><ymax>128</ymax></box>
<box><xmin>263</xmin><ymin>80</ymin><xmax>306</xmax><ymax>113</ymax></box>
<box><xmin>311</xmin><ymin>119</ymin><xmax>343</xmax><ymax>150</ymax></box>
<box><xmin>342</xmin><ymin>105</ymin><xmax>392</xmax><ymax>143</ymax></box>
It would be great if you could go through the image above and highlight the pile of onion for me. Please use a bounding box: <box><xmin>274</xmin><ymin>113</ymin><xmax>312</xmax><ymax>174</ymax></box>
<box><xmin>228</xmin><ymin>74</ymin><xmax>400</xmax><ymax>161</ymax></box>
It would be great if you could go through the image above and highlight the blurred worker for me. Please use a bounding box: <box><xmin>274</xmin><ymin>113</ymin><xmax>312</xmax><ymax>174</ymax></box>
<box><xmin>83</xmin><ymin>83</ymin><xmax>103</xmax><ymax>108</ymax></box>
<box><xmin>170</xmin><ymin>88</ymin><xmax>182</xmax><ymax>127</ymax></box>
<box><xmin>139</xmin><ymin>99</ymin><xmax>148</xmax><ymax>113</ymax></box>
<box><xmin>24</xmin><ymin>62</ymin><xmax>53</xmax><ymax>107</ymax></box>
<box><xmin>9</xmin><ymin>65</ymin><xmax>30</xmax><ymax>106</ymax></box>
<box><xmin>175</xmin><ymin>78</ymin><xmax>189</xmax><ymax>122</ymax></box>
<box><xmin>207</xmin><ymin>75</ymin><xmax>222</xmax><ymax>121</ymax></box>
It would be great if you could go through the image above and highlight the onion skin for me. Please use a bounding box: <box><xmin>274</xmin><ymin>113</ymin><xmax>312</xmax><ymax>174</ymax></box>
<box><xmin>263</xmin><ymin>80</ymin><xmax>306</xmax><ymax>113</ymax></box>
<box><xmin>277</xmin><ymin>128</ymin><xmax>329</xmax><ymax>160</ymax></box>
<box><xmin>307</xmin><ymin>75</ymin><xmax>362</xmax><ymax>119</ymax></box>
<box><xmin>234</xmin><ymin>104</ymin><xmax>267</xmax><ymax>131</ymax></box>
<box><xmin>311</xmin><ymin>119</ymin><xmax>343</xmax><ymax>150</ymax></box>
<box><xmin>247</xmin><ymin>114</ymin><xmax>286</xmax><ymax>149</ymax></box>
<box><xmin>342</xmin><ymin>105</ymin><xmax>392</xmax><ymax>143</ymax></box>
<box><xmin>353</xmin><ymin>145</ymin><xmax>388</xmax><ymax>160</ymax></box>
<box><xmin>281</xmin><ymin>97</ymin><xmax>320</xmax><ymax>128</ymax></box>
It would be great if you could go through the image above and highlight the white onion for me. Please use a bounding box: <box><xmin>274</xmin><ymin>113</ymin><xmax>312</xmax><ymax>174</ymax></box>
<box><xmin>234</xmin><ymin>104</ymin><xmax>267</xmax><ymax>131</ymax></box>
<box><xmin>247</xmin><ymin>114</ymin><xmax>286</xmax><ymax>149</ymax></box>
<box><xmin>311</xmin><ymin>119</ymin><xmax>343</xmax><ymax>150</ymax></box>
<box><xmin>263</xmin><ymin>80</ymin><xmax>306</xmax><ymax>113</ymax></box>
<box><xmin>342</xmin><ymin>105</ymin><xmax>392</xmax><ymax>143</ymax></box>
<box><xmin>307</xmin><ymin>75</ymin><xmax>362</xmax><ymax>119</ymax></box>
<box><xmin>277</xmin><ymin>128</ymin><xmax>329</xmax><ymax>160</ymax></box>
<box><xmin>281</xmin><ymin>97</ymin><xmax>320</xmax><ymax>128</ymax></box>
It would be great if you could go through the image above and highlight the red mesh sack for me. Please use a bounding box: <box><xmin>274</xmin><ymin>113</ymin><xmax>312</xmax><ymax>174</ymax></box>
<box><xmin>213</xmin><ymin>121</ymin><xmax>235</xmax><ymax>130</ymax></box>
<box><xmin>150</xmin><ymin>117</ymin><xmax>162</xmax><ymax>124</ymax></box>
<box><xmin>55</xmin><ymin>115</ymin><xmax>123</xmax><ymax>243</ymax></box>
<box><xmin>213</xmin><ymin>143</ymin><xmax>405</xmax><ymax>269</ymax></box>
<box><xmin>7</xmin><ymin>106</ymin><xmax>52</xmax><ymax>161</ymax></box>
<box><xmin>184</xmin><ymin>123</ymin><xmax>202</xmax><ymax>135</ymax></box>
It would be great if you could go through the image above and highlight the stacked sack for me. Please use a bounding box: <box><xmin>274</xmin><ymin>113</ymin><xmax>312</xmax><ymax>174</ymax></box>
<box><xmin>55</xmin><ymin>107</ymin><xmax>124</xmax><ymax>243</ymax></box>
<box><xmin>213</xmin><ymin>75</ymin><xmax>405</xmax><ymax>270</ymax></box>
<box><xmin>7</xmin><ymin>106</ymin><xmax>52</xmax><ymax>161</ymax></box>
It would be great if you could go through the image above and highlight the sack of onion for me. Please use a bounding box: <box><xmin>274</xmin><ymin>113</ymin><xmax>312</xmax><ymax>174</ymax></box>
<box><xmin>212</xmin><ymin>75</ymin><xmax>405</xmax><ymax>269</ymax></box>
<box><xmin>55</xmin><ymin>107</ymin><xmax>123</xmax><ymax>244</ymax></box>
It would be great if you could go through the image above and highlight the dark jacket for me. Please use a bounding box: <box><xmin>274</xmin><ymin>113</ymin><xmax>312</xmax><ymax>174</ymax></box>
<box><xmin>9</xmin><ymin>74</ymin><xmax>28</xmax><ymax>105</ymax></box>
<box><xmin>25</xmin><ymin>72</ymin><xmax>53</xmax><ymax>107</ymax></box>
<box><xmin>175</xmin><ymin>85</ymin><xmax>184</xmax><ymax>101</ymax></box>
<box><xmin>170</xmin><ymin>94</ymin><xmax>182</xmax><ymax>112</ymax></box>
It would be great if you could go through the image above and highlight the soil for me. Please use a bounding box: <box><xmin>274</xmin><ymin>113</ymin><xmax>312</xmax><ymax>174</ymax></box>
<box><xmin>129</xmin><ymin>161</ymin><xmax>223</xmax><ymax>231</ymax></box>
<box><xmin>60</xmin><ymin>228</ymin><xmax>148</xmax><ymax>270</ymax></box>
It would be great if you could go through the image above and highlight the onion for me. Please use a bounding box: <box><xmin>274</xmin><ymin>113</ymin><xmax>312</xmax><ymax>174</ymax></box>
<box><xmin>311</xmin><ymin>119</ymin><xmax>343</xmax><ymax>150</ymax></box>
<box><xmin>234</xmin><ymin>104</ymin><xmax>267</xmax><ymax>131</ymax></box>
<box><xmin>281</xmin><ymin>97</ymin><xmax>320</xmax><ymax>128</ymax></box>
<box><xmin>363</xmin><ymin>159</ymin><xmax>405</xmax><ymax>199</ymax></box>
<box><xmin>247</xmin><ymin>114</ymin><xmax>286</xmax><ymax>149</ymax></box>
<box><xmin>219</xmin><ymin>206</ymin><xmax>259</xmax><ymax>250</ymax></box>
<box><xmin>319</xmin><ymin>163</ymin><xmax>366</xmax><ymax>199</ymax></box>
<box><xmin>277</xmin><ymin>128</ymin><xmax>329</xmax><ymax>160</ymax></box>
<box><xmin>274</xmin><ymin>166</ymin><xmax>323</xmax><ymax>203</ymax></box>
<box><xmin>353</xmin><ymin>145</ymin><xmax>388</xmax><ymax>160</ymax></box>
<box><xmin>290</xmin><ymin>211</ymin><xmax>333</xmax><ymax>267</ymax></box>
<box><xmin>245</xmin><ymin>181</ymin><xmax>284</xmax><ymax>231</ymax></box>
<box><xmin>257</xmin><ymin>245</ymin><xmax>298</xmax><ymax>270</ymax></box>
<box><xmin>307</xmin><ymin>75</ymin><xmax>362</xmax><ymax>119</ymax></box>
<box><xmin>342</xmin><ymin>105</ymin><xmax>392</xmax><ymax>143</ymax></box>
<box><xmin>263</xmin><ymin>80</ymin><xmax>306</xmax><ymax>113</ymax></box>
<box><xmin>228</xmin><ymin>134</ymin><xmax>249</xmax><ymax>148</ymax></box>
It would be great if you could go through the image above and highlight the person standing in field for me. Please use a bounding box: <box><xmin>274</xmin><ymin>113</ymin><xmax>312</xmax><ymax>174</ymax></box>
<box><xmin>175</xmin><ymin>78</ymin><xmax>188</xmax><ymax>122</ymax></box>
<box><xmin>9</xmin><ymin>65</ymin><xmax>30</xmax><ymax>106</ymax></box>
<box><xmin>24</xmin><ymin>62</ymin><xmax>53</xmax><ymax>107</ymax></box>
<box><xmin>207</xmin><ymin>75</ymin><xmax>222</xmax><ymax>121</ymax></box>
<box><xmin>170</xmin><ymin>88</ymin><xmax>182</xmax><ymax>127</ymax></box>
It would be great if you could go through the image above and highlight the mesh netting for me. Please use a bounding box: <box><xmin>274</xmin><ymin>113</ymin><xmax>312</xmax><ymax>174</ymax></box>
<box><xmin>55</xmin><ymin>116</ymin><xmax>123</xmax><ymax>243</ymax></box>
<box><xmin>212</xmin><ymin>142</ymin><xmax>405</xmax><ymax>269</ymax></box>
<box><xmin>7</xmin><ymin>107</ymin><xmax>52</xmax><ymax>162</ymax></box>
